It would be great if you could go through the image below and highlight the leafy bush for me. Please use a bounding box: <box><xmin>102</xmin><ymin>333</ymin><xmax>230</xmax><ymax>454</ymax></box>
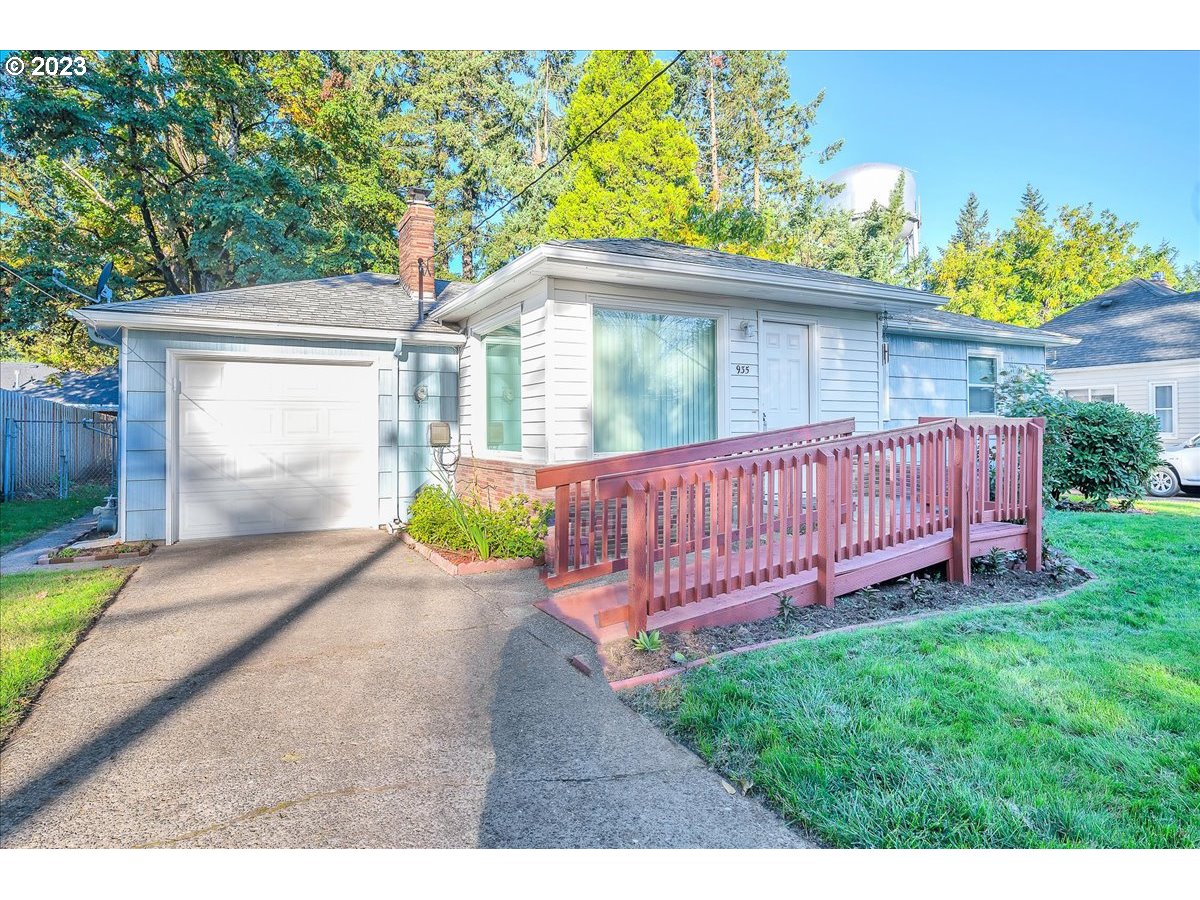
<box><xmin>406</xmin><ymin>484</ymin><xmax>551</xmax><ymax>560</ymax></box>
<box><xmin>997</xmin><ymin>368</ymin><xmax>1162</xmax><ymax>508</ymax></box>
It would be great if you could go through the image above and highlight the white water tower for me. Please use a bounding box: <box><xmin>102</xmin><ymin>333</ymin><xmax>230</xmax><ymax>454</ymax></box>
<box><xmin>823</xmin><ymin>163</ymin><xmax>921</xmax><ymax>261</ymax></box>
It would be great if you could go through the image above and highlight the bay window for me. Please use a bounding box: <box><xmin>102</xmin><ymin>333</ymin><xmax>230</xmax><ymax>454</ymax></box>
<box><xmin>592</xmin><ymin>308</ymin><xmax>717</xmax><ymax>453</ymax></box>
<box><xmin>482</xmin><ymin>322</ymin><xmax>521</xmax><ymax>452</ymax></box>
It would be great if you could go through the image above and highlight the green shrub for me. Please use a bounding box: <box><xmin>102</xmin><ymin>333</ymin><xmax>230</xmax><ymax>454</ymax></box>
<box><xmin>997</xmin><ymin>368</ymin><xmax>1161</xmax><ymax>508</ymax></box>
<box><xmin>406</xmin><ymin>485</ymin><xmax>551</xmax><ymax>560</ymax></box>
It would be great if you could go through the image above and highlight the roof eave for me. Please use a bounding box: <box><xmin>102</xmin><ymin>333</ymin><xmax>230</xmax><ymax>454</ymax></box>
<box><xmin>68</xmin><ymin>307</ymin><xmax>465</xmax><ymax>346</ymax></box>
<box><xmin>885</xmin><ymin>319</ymin><xmax>1080</xmax><ymax>348</ymax></box>
<box><xmin>429</xmin><ymin>243</ymin><xmax>946</xmax><ymax>323</ymax></box>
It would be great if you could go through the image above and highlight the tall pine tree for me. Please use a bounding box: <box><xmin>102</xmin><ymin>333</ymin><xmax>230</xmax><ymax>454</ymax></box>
<box><xmin>547</xmin><ymin>51</ymin><xmax>700</xmax><ymax>241</ymax></box>
<box><xmin>950</xmin><ymin>192</ymin><xmax>990</xmax><ymax>250</ymax></box>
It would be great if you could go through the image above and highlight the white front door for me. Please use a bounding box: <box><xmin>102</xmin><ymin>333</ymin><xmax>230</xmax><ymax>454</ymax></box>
<box><xmin>759</xmin><ymin>321</ymin><xmax>811</xmax><ymax>430</ymax></box>
<box><xmin>174</xmin><ymin>357</ymin><xmax>376</xmax><ymax>541</ymax></box>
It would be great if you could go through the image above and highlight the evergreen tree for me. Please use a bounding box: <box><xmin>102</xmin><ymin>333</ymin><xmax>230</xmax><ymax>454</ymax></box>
<box><xmin>547</xmin><ymin>51</ymin><xmax>700</xmax><ymax>241</ymax></box>
<box><xmin>394</xmin><ymin>50</ymin><xmax>534</xmax><ymax>280</ymax></box>
<box><xmin>670</xmin><ymin>50</ymin><xmax>839</xmax><ymax>214</ymax></box>
<box><xmin>1175</xmin><ymin>261</ymin><xmax>1200</xmax><ymax>292</ymax></box>
<box><xmin>931</xmin><ymin>185</ymin><xmax>1180</xmax><ymax>326</ymax></box>
<box><xmin>951</xmin><ymin>192</ymin><xmax>990</xmax><ymax>250</ymax></box>
<box><xmin>483</xmin><ymin>51</ymin><xmax>579</xmax><ymax>272</ymax></box>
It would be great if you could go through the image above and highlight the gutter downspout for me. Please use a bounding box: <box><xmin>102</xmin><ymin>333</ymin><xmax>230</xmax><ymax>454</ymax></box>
<box><xmin>86</xmin><ymin>325</ymin><xmax>124</xmax><ymax>541</ymax></box>
<box><xmin>393</xmin><ymin>337</ymin><xmax>407</xmax><ymax>528</ymax></box>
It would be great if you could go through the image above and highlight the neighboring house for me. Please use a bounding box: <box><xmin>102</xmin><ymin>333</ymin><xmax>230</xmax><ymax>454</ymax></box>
<box><xmin>1041</xmin><ymin>277</ymin><xmax>1200</xmax><ymax>445</ymax></box>
<box><xmin>5</xmin><ymin>365</ymin><xmax>120</xmax><ymax>413</ymax></box>
<box><xmin>71</xmin><ymin>191</ymin><xmax>1073</xmax><ymax>544</ymax></box>
<box><xmin>2</xmin><ymin>360</ymin><xmax>61</xmax><ymax>391</ymax></box>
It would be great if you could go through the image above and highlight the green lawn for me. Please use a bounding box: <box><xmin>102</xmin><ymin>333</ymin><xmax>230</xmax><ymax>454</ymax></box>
<box><xmin>635</xmin><ymin>500</ymin><xmax>1200</xmax><ymax>847</ymax></box>
<box><xmin>1</xmin><ymin>566</ymin><xmax>132</xmax><ymax>740</ymax></box>
<box><xmin>0</xmin><ymin>486</ymin><xmax>107</xmax><ymax>552</ymax></box>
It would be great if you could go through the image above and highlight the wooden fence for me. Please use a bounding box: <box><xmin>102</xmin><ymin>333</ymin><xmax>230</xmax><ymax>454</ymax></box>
<box><xmin>1</xmin><ymin>389</ymin><xmax>117</xmax><ymax>501</ymax></box>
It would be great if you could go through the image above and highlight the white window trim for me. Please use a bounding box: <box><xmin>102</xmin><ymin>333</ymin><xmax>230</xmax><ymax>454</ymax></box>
<box><xmin>1062</xmin><ymin>386</ymin><xmax>1119</xmax><ymax>402</ymax></box>
<box><xmin>585</xmin><ymin>293</ymin><xmax>730</xmax><ymax>458</ymax></box>
<box><xmin>473</xmin><ymin>306</ymin><xmax>524</xmax><ymax>461</ymax></box>
<box><xmin>967</xmin><ymin>350</ymin><xmax>1003</xmax><ymax>415</ymax></box>
<box><xmin>1149</xmin><ymin>381</ymin><xmax>1178</xmax><ymax>438</ymax></box>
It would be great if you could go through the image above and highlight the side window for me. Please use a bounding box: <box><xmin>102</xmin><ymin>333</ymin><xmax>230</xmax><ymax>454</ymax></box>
<box><xmin>482</xmin><ymin>322</ymin><xmax>521</xmax><ymax>452</ymax></box>
<box><xmin>967</xmin><ymin>356</ymin><xmax>997</xmax><ymax>414</ymax></box>
<box><xmin>1151</xmin><ymin>384</ymin><xmax>1176</xmax><ymax>435</ymax></box>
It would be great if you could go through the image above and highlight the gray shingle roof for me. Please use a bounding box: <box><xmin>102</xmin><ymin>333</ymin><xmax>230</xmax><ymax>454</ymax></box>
<box><xmin>89</xmin><ymin>272</ymin><xmax>465</xmax><ymax>335</ymax></box>
<box><xmin>1040</xmin><ymin>278</ymin><xmax>1200</xmax><ymax>368</ymax></box>
<box><xmin>888</xmin><ymin>307</ymin><xmax>1073</xmax><ymax>345</ymax></box>
<box><xmin>549</xmin><ymin>238</ymin><xmax>939</xmax><ymax>301</ymax></box>
<box><xmin>10</xmin><ymin>366</ymin><xmax>119</xmax><ymax>411</ymax></box>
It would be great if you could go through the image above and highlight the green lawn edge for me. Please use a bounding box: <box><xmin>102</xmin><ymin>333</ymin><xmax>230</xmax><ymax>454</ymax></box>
<box><xmin>0</xmin><ymin>487</ymin><xmax>108</xmax><ymax>553</ymax></box>
<box><xmin>0</xmin><ymin>566</ymin><xmax>135</xmax><ymax>743</ymax></box>
<box><xmin>632</xmin><ymin>500</ymin><xmax>1200</xmax><ymax>848</ymax></box>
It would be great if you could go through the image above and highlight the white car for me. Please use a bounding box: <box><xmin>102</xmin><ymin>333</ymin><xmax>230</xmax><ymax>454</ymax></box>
<box><xmin>1148</xmin><ymin>434</ymin><xmax>1200</xmax><ymax>497</ymax></box>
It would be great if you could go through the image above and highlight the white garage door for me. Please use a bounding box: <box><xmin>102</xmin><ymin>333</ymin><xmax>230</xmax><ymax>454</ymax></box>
<box><xmin>175</xmin><ymin>357</ymin><xmax>376</xmax><ymax>541</ymax></box>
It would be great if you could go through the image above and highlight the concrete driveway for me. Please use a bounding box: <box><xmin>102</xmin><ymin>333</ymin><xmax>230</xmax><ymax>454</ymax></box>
<box><xmin>0</xmin><ymin>530</ymin><xmax>802</xmax><ymax>848</ymax></box>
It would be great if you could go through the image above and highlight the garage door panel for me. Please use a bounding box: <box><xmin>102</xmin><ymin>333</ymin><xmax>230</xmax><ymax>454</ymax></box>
<box><xmin>176</xmin><ymin>358</ymin><xmax>375</xmax><ymax>540</ymax></box>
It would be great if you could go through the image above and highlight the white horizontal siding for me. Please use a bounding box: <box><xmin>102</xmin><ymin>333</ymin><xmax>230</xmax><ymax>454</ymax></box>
<box><xmin>1050</xmin><ymin>358</ymin><xmax>1200</xmax><ymax>441</ymax></box>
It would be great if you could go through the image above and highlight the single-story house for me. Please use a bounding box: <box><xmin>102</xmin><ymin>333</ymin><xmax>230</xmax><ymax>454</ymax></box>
<box><xmin>71</xmin><ymin>192</ymin><xmax>1074</xmax><ymax>543</ymax></box>
<box><xmin>1041</xmin><ymin>276</ymin><xmax>1200</xmax><ymax>445</ymax></box>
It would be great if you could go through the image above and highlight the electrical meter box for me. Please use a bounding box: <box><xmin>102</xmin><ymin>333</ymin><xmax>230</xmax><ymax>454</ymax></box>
<box><xmin>428</xmin><ymin>421</ymin><xmax>451</xmax><ymax>448</ymax></box>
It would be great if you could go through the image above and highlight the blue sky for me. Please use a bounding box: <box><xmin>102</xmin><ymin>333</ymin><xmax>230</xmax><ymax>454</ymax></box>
<box><xmin>782</xmin><ymin>51</ymin><xmax>1200</xmax><ymax>265</ymax></box>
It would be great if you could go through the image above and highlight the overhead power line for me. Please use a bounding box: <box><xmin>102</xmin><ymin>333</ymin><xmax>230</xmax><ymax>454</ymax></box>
<box><xmin>431</xmin><ymin>50</ymin><xmax>687</xmax><ymax>269</ymax></box>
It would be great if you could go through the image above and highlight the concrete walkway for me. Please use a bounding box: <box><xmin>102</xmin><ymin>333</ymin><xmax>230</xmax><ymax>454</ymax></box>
<box><xmin>0</xmin><ymin>512</ymin><xmax>97</xmax><ymax>574</ymax></box>
<box><xmin>0</xmin><ymin>530</ymin><xmax>803</xmax><ymax>848</ymax></box>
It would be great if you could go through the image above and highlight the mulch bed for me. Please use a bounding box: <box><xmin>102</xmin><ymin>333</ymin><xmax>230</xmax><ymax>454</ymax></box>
<box><xmin>601</xmin><ymin>563</ymin><xmax>1089</xmax><ymax>683</ymax></box>
<box><xmin>45</xmin><ymin>540</ymin><xmax>154</xmax><ymax>564</ymax></box>
<box><xmin>398</xmin><ymin>532</ymin><xmax>542</xmax><ymax>575</ymax></box>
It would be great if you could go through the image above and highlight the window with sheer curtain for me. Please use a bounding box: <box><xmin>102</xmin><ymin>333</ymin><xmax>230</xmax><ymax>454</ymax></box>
<box><xmin>483</xmin><ymin>322</ymin><xmax>521</xmax><ymax>452</ymax></box>
<box><xmin>592</xmin><ymin>308</ymin><xmax>717</xmax><ymax>453</ymax></box>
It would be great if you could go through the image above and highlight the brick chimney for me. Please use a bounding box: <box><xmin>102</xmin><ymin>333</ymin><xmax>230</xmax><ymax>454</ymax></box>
<box><xmin>398</xmin><ymin>187</ymin><xmax>435</xmax><ymax>302</ymax></box>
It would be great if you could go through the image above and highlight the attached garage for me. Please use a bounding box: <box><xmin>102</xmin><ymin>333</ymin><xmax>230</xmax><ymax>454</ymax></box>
<box><xmin>69</xmin><ymin>269</ymin><xmax>465</xmax><ymax>544</ymax></box>
<box><xmin>171</xmin><ymin>355</ymin><xmax>377</xmax><ymax>541</ymax></box>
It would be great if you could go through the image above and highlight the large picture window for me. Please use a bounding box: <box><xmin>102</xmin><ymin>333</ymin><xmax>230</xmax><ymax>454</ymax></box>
<box><xmin>592</xmin><ymin>309</ymin><xmax>717</xmax><ymax>453</ymax></box>
<box><xmin>967</xmin><ymin>355</ymin><xmax>997</xmax><ymax>414</ymax></box>
<box><xmin>483</xmin><ymin>322</ymin><xmax>521</xmax><ymax>452</ymax></box>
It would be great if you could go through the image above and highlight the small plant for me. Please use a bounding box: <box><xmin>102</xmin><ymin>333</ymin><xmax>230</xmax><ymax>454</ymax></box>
<box><xmin>974</xmin><ymin>546</ymin><xmax>1013</xmax><ymax>576</ymax></box>
<box><xmin>631</xmin><ymin>630</ymin><xmax>664</xmax><ymax>652</ymax></box>
<box><xmin>670</xmin><ymin>651</ymin><xmax>688</xmax><ymax>665</ymax></box>
<box><xmin>1043</xmin><ymin>547</ymin><xmax>1073</xmax><ymax>582</ymax></box>
<box><xmin>776</xmin><ymin>592</ymin><xmax>797</xmax><ymax>624</ymax></box>
<box><xmin>908</xmin><ymin>574</ymin><xmax>934</xmax><ymax>603</ymax></box>
<box><xmin>857</xmin><ymin>585</ymin><xmax>882</xmax><ymax>602</ymax></box>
